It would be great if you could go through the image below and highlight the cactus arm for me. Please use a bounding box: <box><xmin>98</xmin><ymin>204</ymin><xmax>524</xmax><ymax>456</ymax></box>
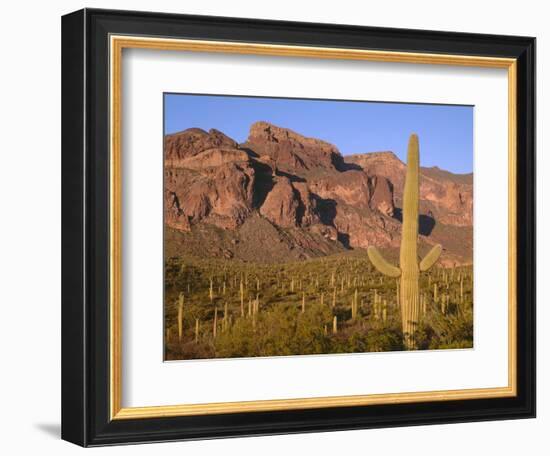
<box><xmin>419</xmin><ymin>244</ymin><xmax>442</xmax><ymax>271</ymax></box>
<box><xmin>367</xmin><ymin>246</ymin><xmax>401</xmax><ymax>278</ymax></box>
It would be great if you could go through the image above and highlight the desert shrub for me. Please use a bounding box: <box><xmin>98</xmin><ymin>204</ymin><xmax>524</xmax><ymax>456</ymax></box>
<box><xmin>164</xmin><ymin>253</ymin><xmax>473</xmax><ymax>359</ymax></box>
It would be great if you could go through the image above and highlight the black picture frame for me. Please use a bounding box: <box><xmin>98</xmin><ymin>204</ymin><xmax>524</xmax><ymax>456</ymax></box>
<box><xmin>62</xmin><ymin>8</ymin><xmax>536</xmax><ymax>447</ymax></box>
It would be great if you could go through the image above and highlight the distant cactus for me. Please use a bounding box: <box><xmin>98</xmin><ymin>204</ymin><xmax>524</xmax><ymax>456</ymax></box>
<box><xmin>213</xmin><ymin>307</ymin><xmax>218</xmax><ymax>339</ymax></box>
<box><xmin>367</xmin><ymin>134</ymin><xmax>442</xmax><ymax>349</ymax></box>
<box><xmin>252</xmin><ymin>295</ymin><xmax>259</xmax><ymax>331</ymax></box>
<box><xmin>240</xmin><ymin>279</ymin><xmax>245</xmax><ymax>317</ymax></box>
<box><xmin>351</xmin><ymin>289</ymin><xmax>358</xmax><ymax>320</ymax></box>
<box><xmin>424</xmin><ymin>293</ymin><xmax>427</xmax><ymax>314</ymax></box>
<box><xmin>441</xmin><ymin>294</ymin><xmax>448</xmax><ymax>314</ymax></box>
<box><xmin>177</xmin><ymin>293</ymin><xmax>184</xmax><ymax>342</ymax></box>
<box><xmin>223</xmin><ymin>302</ymin><xmax>228</xmax><ymax>332</ymax></box>
<box><xmin>395</xmin><ymin>279</ymin><xmax>400</xmax><ymax>307</ymax></box>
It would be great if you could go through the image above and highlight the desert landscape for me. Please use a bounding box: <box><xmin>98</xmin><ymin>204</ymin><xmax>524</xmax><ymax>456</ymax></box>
<box><xmin>164</xmin><ymin>120</ymin><xmax>473</xmax><ymax>360</ymax></box>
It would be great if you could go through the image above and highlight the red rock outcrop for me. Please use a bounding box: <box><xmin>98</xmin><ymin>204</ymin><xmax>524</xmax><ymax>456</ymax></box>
<box><xmin>368</xmin><ymin>176</ymin><xmax>394</xmax><ymax>216</ymax></box>
<box><xmin>165</xmin><ymin>128</ymin><xmax>238</xmax><ymax>166</ymax></box>
<box><xmin>309</xmin><ymin>170</ymin><xmax>395</xmax><ymax>217</ymax></box>
<box><xmin>165</xmin><ymin>159</ymin><xmax>256</xmax><ymax>230</ymax></box>
<box><xmin>333</xmin><ymin>208</ymin><xmax>400</xmax><ymax>249</ymax></box>
<box><xmin>175</xmin><ymin>148</ymin><xmax>250</xmax><ymax>170</ymax></box>
<box><xmin>348</xmin><ymin>152</ymin><xmax>473</xmax><ymax>226</ymax></box>
<box><xmin>309</xmin><ymin>170</ymin><xmax>371</xmax><ymax>209</ymax></box>
<box><xmin>292</xmin><ymin>182</ymin><xmax>322</xmax><ymax>227</ymax></box>
<box><xmin>164</xmin><ymin>190</ymin><xmax>191</xmax><ymax>232</ymax></box>
<box><xmin>259</xmin><ymin>177</ymin><xmax>300</xmax><ymax>228</ymax></box>
<box><xmin>163</xmin><ymin>123</ymin><xmax>473</xmax><ymax>264</ymax></box>
<box><xmin>244</xmin><ymin>121</ymin><xmax>341</xmax><ymax>174</ymax></box>
<box><xmin>420</xmin><ymin>170</ymin><xmax>473</xmax><ymax>226</ymax></box>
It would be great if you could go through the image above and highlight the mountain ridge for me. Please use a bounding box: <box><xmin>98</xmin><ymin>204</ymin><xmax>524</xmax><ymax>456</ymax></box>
<box><xmin>164</xmin><ymin>122</ymin><xmax>473</xmax><ymax>266</ymax></box>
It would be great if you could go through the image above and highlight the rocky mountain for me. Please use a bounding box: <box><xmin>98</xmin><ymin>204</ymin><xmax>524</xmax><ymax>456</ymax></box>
<box><xmin>164</xmin><ymin>122</ymin><xmax>473</xmax><ymax>266</ymax></box>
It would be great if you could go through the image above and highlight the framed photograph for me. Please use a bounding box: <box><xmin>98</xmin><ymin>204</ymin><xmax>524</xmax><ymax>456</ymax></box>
<box><xmin>61</xmin><ymin>8</ymin><xmax>535</xmax><ymax>447</ymax></box>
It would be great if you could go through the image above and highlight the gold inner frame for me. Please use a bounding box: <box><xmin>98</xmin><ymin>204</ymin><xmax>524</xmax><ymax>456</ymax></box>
<box><xmin>109</xmin><ymin>35</ymin><xmax>517</xmax><ymax>420</ymax></box>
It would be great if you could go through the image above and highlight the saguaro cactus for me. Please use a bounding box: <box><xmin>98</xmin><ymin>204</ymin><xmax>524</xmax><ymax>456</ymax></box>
<box><xmin>177</xmin><ymin>292</ymin><xmax>184</xmax><ymax>342</ymax></box>
<box><xmin>367</xmin><ymin>134</ymin><xmax>442</xmax><ymax>349</ymax></box>
<box><xmin>351</xmin><ymin>289</ymin><xmax>358</xmax><ymax>320</ymax></box>
<box><xmin>240</xmin><ymin>279</ymin><xmax>245</xmax><ymax>317</ymax></box>
<box><xmin>213</xmin><ymin>307</ymin><xmax>218</xmax><ymax>339</ymax></box>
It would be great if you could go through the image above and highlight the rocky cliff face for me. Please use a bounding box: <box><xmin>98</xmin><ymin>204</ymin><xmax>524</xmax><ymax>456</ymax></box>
<box><xmin>164</xmin><ymin>123</ymin><xmax>473</xmax><ymax>265</ymax></box>
<box><xmin>347</xmin><ymin>152</ymin><xmax>473</xmax><ymax>227</ymax></box>
<box><xmin>244</xmin><ymin>121</ymin><xmax>341</xmax><ymax>174</ymax></box>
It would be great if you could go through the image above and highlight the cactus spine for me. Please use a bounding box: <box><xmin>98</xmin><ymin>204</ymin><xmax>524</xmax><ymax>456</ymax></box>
<box><xmin>367</xmin><ymin>134</ymin><xmax>442</xmax><ymax>349</ymax></box>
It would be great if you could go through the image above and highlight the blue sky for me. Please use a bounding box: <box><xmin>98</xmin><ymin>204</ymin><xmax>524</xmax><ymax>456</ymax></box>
<box><xmin>164</xmin><ymin>93</ymin><xmax>473</xmax><ymax>174</ymax></box>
